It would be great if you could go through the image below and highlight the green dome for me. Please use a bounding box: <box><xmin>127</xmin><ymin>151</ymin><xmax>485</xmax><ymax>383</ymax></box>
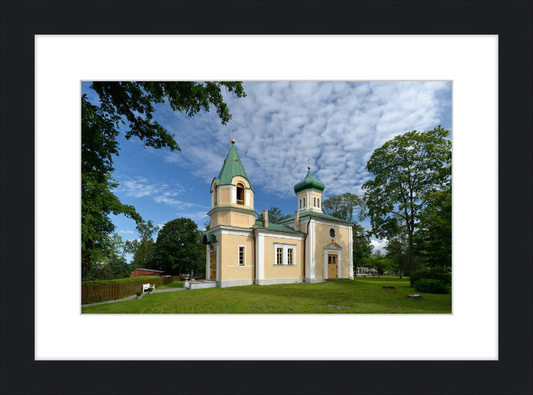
<box><xmin>294</xmin><ymin>169</ymin><xmax>325</xmax><ymax>194</ymax></box>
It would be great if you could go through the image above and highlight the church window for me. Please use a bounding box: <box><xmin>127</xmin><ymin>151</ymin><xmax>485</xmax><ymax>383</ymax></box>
<box><xmin>287</xmin><ymin>249</ymin><xmax>293</xmax><ymax>265</ymax></box>
<box><xmin>276</xmin><ymin>248</ymin><xmax>283</xmax><ymax>265</ymax></box>
<box><xmin>303</xmin><ymin>197</ymin><xmax>306</xmax><ymax>208</ymax></box>
<box><xmin>317</xmin><ymin>198</ymin><xmax>320</xmax><ymax>207</ymax></box>
<box><xmin>313</xmin><ymin>197</ymin><xmax>316</xmax><ymax>207</ymax></box>
<box><xmin>236</xmin><ymin>183</ymin><xmax>245</xmax><ymax>205</ymax></box>
<box><xmin>330</xmin><ymin>228</ymin><xmax>336</xmax><ymax>238</ymax></box>
<box><xmin>239</xmin><ymin>246</ymin><xmax>245</xmax><ymax>266</ymax></box>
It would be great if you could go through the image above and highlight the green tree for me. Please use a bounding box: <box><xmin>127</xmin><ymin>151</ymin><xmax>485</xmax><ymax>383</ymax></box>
<box><xmin>149</xmin><ymin>218</ymin><xmax>204</xmax><ymax>275</ymax></box>
<box><xmin>124</xmin><ymin>220</ymin><xmax>159</xmax><ymax>268</ymax></box>
<box><xmin>82</xmin><ymin>175</ymin><xmax>140</xmax><ymax>280</ymax></box>
<box><xmin>362</xmin><ymin>251</ymin><xmax>392</xmax><ymax>277</ymax></box>
<box><xmin>256</xmin><ymin>207</ymin><xmax>291</xmax><ymax>223</ymax></box>
<box><xmin>413</xmin><ymin>187</ymin><xmax>452</xmax><ymax>269</ymax></box>
<box><xmin>82</xmin><ymin>81</ymin><xmax>246</xmax><ymax>280</ymax></box>
<box><xmin>322</xmin><ymin>193</ymin><xmax>364</xmax><ymax>222</ymax></box>
<box><xmin>352</xmin><ymin>224</ymin><xmax>373</xmax><ymax>274</ymax></box>
<box><xmin>362</xmin><ymin>126</ymin><xmax>452</xmax><ymax>274</ymax></box>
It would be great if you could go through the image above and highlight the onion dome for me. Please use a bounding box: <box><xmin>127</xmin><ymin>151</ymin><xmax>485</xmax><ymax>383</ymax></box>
<box><xmin>294</xmin><ymin>167</ymin><xmax>325</xmax><ymax>194</ymax></box>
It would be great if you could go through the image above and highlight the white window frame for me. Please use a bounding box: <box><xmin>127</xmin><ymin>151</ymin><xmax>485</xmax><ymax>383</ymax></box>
<box><xmin>273</xmin><ymin>243</ymin><xmax>297</xmax><ymax>266</ymax></box>
<box><xmin>238</xmin><ymin>245</ymin><xmax>246</xmax><ymax>266</ymax></box>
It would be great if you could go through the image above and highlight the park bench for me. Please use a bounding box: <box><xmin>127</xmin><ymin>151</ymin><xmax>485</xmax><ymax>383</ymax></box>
<box><xmin>142</xmin><ymin>283</ymin><xmax>155</xmax><ymax>292</ymax></box>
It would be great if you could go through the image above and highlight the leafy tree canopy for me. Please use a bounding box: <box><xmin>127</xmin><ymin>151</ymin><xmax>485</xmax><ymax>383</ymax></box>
<box><xmin>256</xmin><ymin>207</ymin><xmax>291</xmax><ymax>224</ymax></box>
<box><xmin>322</xmin><ymin>192</ymin><xmax>364</xmax><ymax>223</ymax></box>
<box><xmin>124</xmin><ymin>220</ymin><xmax>160</xmax><ymax>268</ymax></box>
<box><xmin>362</xmin><ymin>126</ymin><xmax>451</xmax><ymax>273</ymax></box>
<box><xmin>413</xmin><ymin>187</ymin><xmax>452</xmax><ymax>269</ymax></box>
<box><xmin>149</xmin><ymin>218</ymin><xmax>204</xmax><ymax>275</ymax></box>
<box><xmin>81</xmin><ymin>81</ymin><xmax>245</xmax><ymax>280</ymax></box>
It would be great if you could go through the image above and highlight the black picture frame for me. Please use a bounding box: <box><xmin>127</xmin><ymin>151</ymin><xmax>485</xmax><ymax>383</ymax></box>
<box><xmin>1</xmin><ymin>1</ymin><xmax>531</xmax><ymax>394</ymax></box>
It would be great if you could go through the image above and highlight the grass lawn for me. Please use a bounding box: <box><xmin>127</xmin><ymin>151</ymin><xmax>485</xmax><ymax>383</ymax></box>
<box><xmin>157</xmin><ymin>281</ymin><xmax>184</xmax><ymax>290</ymax></box>
<box><xmin>82</xmin><ymin>276</ymin><xmax>450</xmax><ymax>314</ymax></box>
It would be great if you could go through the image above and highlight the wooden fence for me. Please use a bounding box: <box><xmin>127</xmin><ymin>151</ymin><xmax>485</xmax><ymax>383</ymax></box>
<box><xmin>82</xmin><ymin>277</ymin><xmax>167</xmax><ymax>304</ymax></box>
<box><xmin>162</xmin><ymin>275</ymin><xmax>181</xmax><ymax>285</ymax></box>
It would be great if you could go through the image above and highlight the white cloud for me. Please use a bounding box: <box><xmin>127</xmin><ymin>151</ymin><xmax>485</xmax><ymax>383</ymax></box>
<box><xmin>116</xmin><ymin>176</ymin><xmax>208</xmax><ymax>209</ymax></box>
<box><xmin>119</xmin><ymin>230</ymin><xmax>133</xmax><ymax>234</ymax></box>
<box><xmin>371</xmin><ymin>239</ymin><xmax>388</xmax><ymax>252</ymax></box>
<box><xmin>154</xmin><ymin>81</ymin><xmax>451</xmax><ymax>199</ymax></box>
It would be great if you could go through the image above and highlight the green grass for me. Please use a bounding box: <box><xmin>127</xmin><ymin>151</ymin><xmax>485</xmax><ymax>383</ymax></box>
<box><xmin>81</xmin><ymin>277</ymin><xmax>451</xmax><ymax>314</ymax></box>
<box><xmin>156</xmin><ymin>281</ymin><xmax>184</xmax><ymax>290</ymax></box>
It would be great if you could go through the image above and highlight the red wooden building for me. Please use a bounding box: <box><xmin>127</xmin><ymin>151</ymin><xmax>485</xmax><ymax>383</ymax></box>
<box><xmin>130</xmin><ymin>268</ymin><xmax>164</xmax><ymax>278</ymax></box>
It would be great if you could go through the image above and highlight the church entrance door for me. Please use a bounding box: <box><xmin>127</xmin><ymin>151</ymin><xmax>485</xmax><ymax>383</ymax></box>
<box><xmin>210</xmin><ymin>250</ymin><xmax>217</xmax><ymax>280</ymax></box>
<box><xmin>328</xmin><ymin>254</ymin><xmax>338</xmax><ymax>279</ymax></box>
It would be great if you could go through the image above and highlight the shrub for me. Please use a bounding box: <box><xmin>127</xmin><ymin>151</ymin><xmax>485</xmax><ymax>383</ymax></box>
<box><xmin>135</xmin><ymin>291</ymin><xmax>142</xmax><ymax>297</ymax></box>
<box><xmin>147</xmin><ymin>287</ymin><xmax>153</xmax><ymax>292</ymax></box>
<box><xmin>82</xmin><ymin>276</ymin><xmax>162</xmax><ymax>286</ymax></box>
<box><xmin>409</xmin><ymin>268</ymin><xmax>451</xmax><ymax>287</ymax></box>
<box><xmin>414</xmin><ymin>278</ymin><xmax>450</xmax><ymax>294</ymax></box>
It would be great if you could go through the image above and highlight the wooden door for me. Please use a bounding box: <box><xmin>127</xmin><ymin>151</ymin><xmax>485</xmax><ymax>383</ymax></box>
<box><xmin>210</xmin><ymin>251</ymin><xmax>217</xmax><ymax>280</ymax></box>
<box><xmin>328</xmin><ymin>254</ymin><xmax>338</xmax><ymax>279</ymax></box>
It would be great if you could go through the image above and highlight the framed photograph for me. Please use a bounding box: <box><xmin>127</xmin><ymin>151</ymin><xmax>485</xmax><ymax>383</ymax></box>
<box><xmin>1</xmin><ymin>1</ymin><xmax>531</xmax><ymax>394</ymax></box>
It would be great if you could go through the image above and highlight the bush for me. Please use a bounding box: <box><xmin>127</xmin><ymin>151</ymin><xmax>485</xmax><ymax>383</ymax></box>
<box><xmin>413</xmin><ymin>278</ymin><xmax>450</xmax><ymax>294</ymax></box>
<box><xmin>82</xmin><ymin>276</ymin><xmax>162</xmax><ymax>286</ymax></box>
<box><xmin>135</xmin><ymin>291</ymin><xmax>142</xmax><ymax>296</ymax></box>
<box><xmin>409</xmin><ymin>268</ymin><xmax>451</xmax><ymax>287</ymax></box>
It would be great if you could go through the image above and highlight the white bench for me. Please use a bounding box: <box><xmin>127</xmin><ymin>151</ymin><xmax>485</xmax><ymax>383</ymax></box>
<box><xmin>142</xmin><ymin>283</ymin><xmax>155</xmax><ymax>292</ymax></box>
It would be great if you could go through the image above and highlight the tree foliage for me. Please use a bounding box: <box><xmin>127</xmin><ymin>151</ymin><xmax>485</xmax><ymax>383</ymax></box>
<box><xmin>322</xmin><ymin>193</ymin><xmax>364</xmax><ymax>222</ymax></box>
<box><xmin>81</xmin><ymin>81</ymin><xmax>245</xmax><ymax>280</ymax></box>
<box><xmin>124</xmin><ymin>220</ymin><xmax>160</xmax><ymax>268</ymax></box>
<box><xmin>149</xmin><ymin>218</ymin><xmax>204</xmax><ymax>275</ymax></box>
<box><xmin>352</xmin><ymin>223</ymin><xmax>373</xmax><ymax>271</ymax></box>
<box><xmin>81</xmin><ymin>175</ymin><xmax>140</xmax><ymax>280</ymax></box>
<box><xmin>256</xmin><ymin>207</ymin><xmax>291</xmax><ymax>223</ymax></box>
<box><xmin>362</xmin><ymin>126</ymin><xmax>452</xmax><ymax>274</ymax></box>
<box><xmin>413</xmin><ymin>187</ymin><xmax>452</xmax><ymax>269</ymax></box>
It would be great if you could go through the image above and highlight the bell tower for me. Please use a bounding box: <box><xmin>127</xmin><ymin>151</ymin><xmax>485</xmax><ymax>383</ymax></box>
<box><xmin>207</xmin><ymin>139</ymin><xmax>257</xmax><ymax>228</ymax></box>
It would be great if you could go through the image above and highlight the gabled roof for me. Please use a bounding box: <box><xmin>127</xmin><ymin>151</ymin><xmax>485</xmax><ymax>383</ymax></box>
<box><xmin>294</xmin><ymin>168</ymin><xmax>325</xmax><ymax>194</ymax></box>
<box><xmin>324</xmin><ymin>242</ymin><xmax>343</xmax><ymax>250</ymax></box>
<box><xmin>278</xmin><ymin>210</ymin><xmax>352</xmax><ymax>224</ymax></box>
<box><xmin>217</xmin><ymin>143</ymin><xmax>254</xmax><ymax>192</ymax></box>
<box><xmin>253</xmin><ymin>221</ymin><xmax>304</xmax><ymax>234</ymax></box>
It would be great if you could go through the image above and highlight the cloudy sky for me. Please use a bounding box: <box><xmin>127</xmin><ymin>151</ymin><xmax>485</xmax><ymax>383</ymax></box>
<box><xmin>82</xmin><ymin>81</ymin><xmax>452</xmax><ymax>254</ymax></box>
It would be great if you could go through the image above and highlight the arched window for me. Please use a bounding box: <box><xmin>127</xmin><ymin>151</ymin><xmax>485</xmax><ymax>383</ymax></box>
<box><xmin>314</xmin><ymin>197</ymin><xmax>316</xmax><ymax>207</ymax></box>
<box><xmin>236</xmin><ymin>183</ymin><xmax>245</xmax><ymax>205</ymax></box>
<box><xmin>317</xmin><ymin>198</ymin><xmax>320</xmax><ymax>207</ymax></box>
<box><xmin>303</xmin><ymin>197</ymin><xmax>306</xmax><ymax>208</ymax></box>
<box><xmin>213</xmin><ymin>186</ymin><xmax>218</xmax><ymax>207</ymax></box>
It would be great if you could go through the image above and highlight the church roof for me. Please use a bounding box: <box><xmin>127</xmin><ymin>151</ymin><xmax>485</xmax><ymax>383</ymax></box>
<box><xmin>294</xmin><ymin>168</ymin><xmax>325</xmax><ymax>194</ymax></box>
<box><xmin>253</xmin><ymin>221</ymin><xmax>304</xmax><ymax>234</ymax></box>
<box><xmin>278</xmin><ymin>210</ymin><xmax>352</xmax><ymax>225</ymax></box>
<box><xmin>217</xmin><ymin>142</ymin><xmax>254</xmax><ymax>192</ymax></box>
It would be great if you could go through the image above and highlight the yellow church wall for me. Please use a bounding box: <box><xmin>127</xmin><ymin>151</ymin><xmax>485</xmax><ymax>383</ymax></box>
<box><xmin>263</xmin><ymin>236</ymin><xmax>304</xmax><ymax>279</ymax></box>
<box><xmin>314</xmin><ymin>223</ymin><xmax>351</xmax><ymax>278</ymax></box>
<box><xmin>210</xmin><ymin>213</ymin><xmax>219</xmax><ymax>228</ymax></box>
<box><xmin>218</xmin><ymin>234</ymin><xmax>254</xmax><ymax>281</ymax></box>
<box><xmin>232</xmin><ymin>176</ymin><xmax>250</xmax><ymax>189</ymax></box>
<box><xmin>296</xmin><ymin>190</ymin><xmax>323</xmax><ymax>211</ymax></box>
<box><xmin>219</xmin><ymin>187</ymin><xmax>231</xmax><ymax>204</ymax></box>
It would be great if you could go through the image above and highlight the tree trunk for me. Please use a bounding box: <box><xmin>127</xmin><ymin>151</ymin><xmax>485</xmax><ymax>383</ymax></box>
<box><xmin>82</xmin><ymin>240</ymin><xmax>94</xmax><ymax>281</ymax></box>
<box><xmin>408</xmin><ymin>231</ymin><xmax>414</xmax><ymax>275</ymax></box>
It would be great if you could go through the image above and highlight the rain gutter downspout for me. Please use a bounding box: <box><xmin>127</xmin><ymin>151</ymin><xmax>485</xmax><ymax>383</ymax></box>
<box><xmin>253</xmin><ymin>228</ymin><xmax>257</xmax><ymax>285</ymax></box>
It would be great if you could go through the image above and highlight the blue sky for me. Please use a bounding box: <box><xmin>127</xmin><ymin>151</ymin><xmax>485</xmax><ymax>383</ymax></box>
<box><xmin>82</xmin><ymin>81</ymin><xmax>452</xmax><ymax>255</ymax></box>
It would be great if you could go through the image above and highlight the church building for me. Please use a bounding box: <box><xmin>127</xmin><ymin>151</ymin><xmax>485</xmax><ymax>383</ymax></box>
<box><xmin>202</xmin><ymin>139</ymin><xmax>354</xmax><ymax>287</ymax></box>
